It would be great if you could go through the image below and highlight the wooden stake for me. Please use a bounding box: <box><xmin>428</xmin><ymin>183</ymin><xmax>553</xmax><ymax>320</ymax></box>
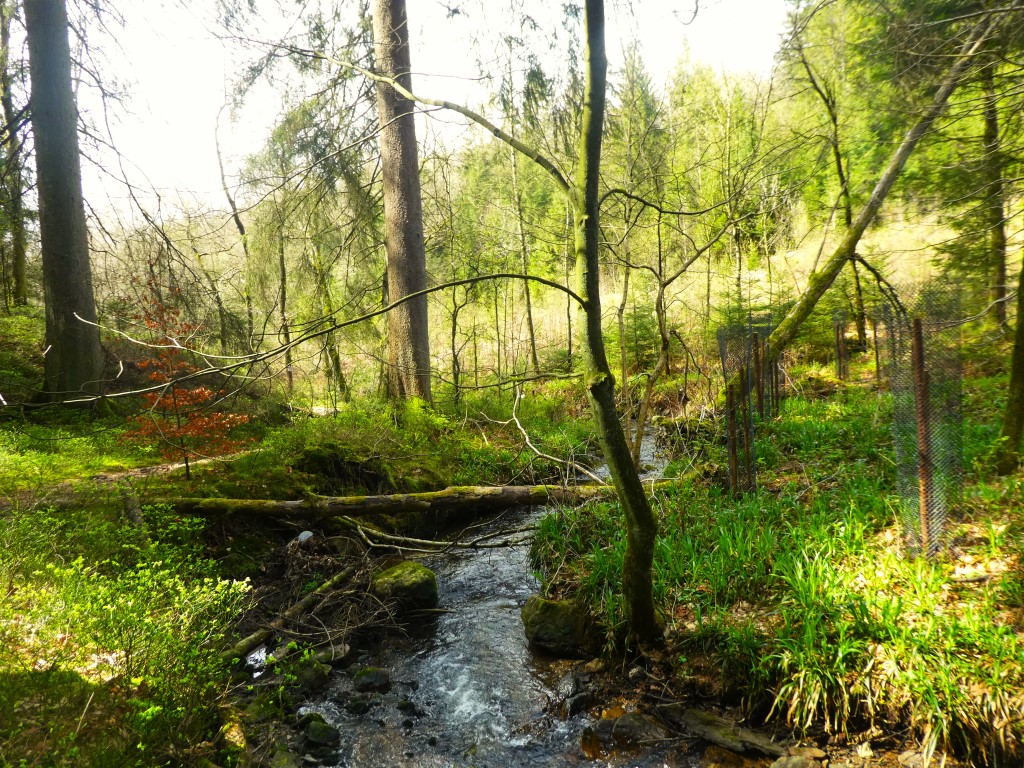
<box><xmin>872</xmin><ymin>318</ymin><xmax>882</xmax><ymax>386</ymax></box>
<box><xmin>752</xmin><ymin>333</ymin><xmax>765</xmax><ymax>418</ymax></box>
<box><xmin>726</xmin><ymin>383</ymin><xmax>740</xmax><ymax>496</ymax></box>
<box><xmin>739</xmin><ymin>371</ymin><xmax>754</xmax><ymax>491</ymax></box>
<box><xmin>911</xmin><ymin>318</ymin><xmax>933</xmax><ymax>555</ymax></box>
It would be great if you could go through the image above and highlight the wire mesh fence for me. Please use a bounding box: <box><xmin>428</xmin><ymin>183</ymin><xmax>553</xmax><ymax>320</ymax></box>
<box><xmin>717</xmin><ymin>324</ymin><xmax>756</xmax><ymax>496</ymax></box>
<box><xmin>882</xmin><ymin>286</ymin><xmax>963</xmax><ymax>557</ymax></box>
<box><xmin>749</xmin><ymin>313</ymin><xmax>782</xmax><ymax>419</ymax></box>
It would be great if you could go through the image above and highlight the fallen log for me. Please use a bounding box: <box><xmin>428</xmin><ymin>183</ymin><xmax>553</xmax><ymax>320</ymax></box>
<box><xmin>170</xmin><ymin>480</ymin><xmax>677</xmax><ymax>521</ymax></box>
<box><xmin>659</xmin><ymin>706</ymin><xmax>786</xmax><ymax>757</ymax></box>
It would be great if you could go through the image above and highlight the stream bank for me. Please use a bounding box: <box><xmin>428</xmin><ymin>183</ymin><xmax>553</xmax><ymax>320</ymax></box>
<box><xmin>253</xmin><ymin>432</ymin><xmax>704</xmax><ymax>767</ymax></box>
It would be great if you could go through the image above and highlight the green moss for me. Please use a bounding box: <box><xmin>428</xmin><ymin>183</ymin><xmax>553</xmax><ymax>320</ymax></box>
<box><xmin>370</xmin><ymin>561</ymin><xmax>438</xmax><ymax>611</ymax></box>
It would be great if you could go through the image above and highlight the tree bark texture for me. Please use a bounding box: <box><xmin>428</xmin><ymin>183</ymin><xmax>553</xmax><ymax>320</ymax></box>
<box><xmin>373</xmin><ymin>0</ymin><xmax>431</xmax><ymax>402</ymax></box>
<box><xmin>576</xmin><ymin>0</ymin><xmax>659</xmax><ymax>642</ymax></box>
<box><xmin>24</xmin><ymin>0</ymin><xmax>102</xmax><ymax>399</ymax></box>
<box><xmin>277</xmin><ymin>213</ymin><xmax>293</xmax><ymax>393</ymax></box>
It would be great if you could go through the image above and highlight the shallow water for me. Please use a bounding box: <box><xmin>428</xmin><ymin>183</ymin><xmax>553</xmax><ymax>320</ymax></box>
<box><xmin>305</xmin><ymin>431</ymin><xmax>694</xmax><ymax>767</ymax></box>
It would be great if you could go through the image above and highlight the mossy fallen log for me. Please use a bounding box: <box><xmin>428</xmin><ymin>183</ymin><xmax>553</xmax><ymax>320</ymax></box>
<box><xmin>171</xmin><ymin>481</ymin><xmax>677</xmax><ymax>521</ymax></box>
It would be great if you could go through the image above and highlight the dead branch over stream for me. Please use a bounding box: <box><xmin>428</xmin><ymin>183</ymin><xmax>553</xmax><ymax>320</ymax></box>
<box><xmin>170</xmin><ymin>480</ymin><xmax>676</xmax><ymax>521</ymax></box>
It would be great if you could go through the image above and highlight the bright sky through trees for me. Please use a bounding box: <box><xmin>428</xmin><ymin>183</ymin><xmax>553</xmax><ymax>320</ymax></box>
<box><xmin>85</xmin><ymin>0</ymin><xmax>788</xmax><ymax>216</ymax></box>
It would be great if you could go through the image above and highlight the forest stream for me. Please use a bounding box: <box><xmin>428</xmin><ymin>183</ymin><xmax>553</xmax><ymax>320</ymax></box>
<box><xmin>295</xmin><ymin>431</ymin><xmax>692</xmax><ymax>768</ymax></box>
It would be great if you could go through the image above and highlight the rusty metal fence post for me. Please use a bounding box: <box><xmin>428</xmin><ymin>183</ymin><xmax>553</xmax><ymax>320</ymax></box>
<box><xmin>886</xmin><ymin>287</ymin><xmax>962</xmax><ymax>557</ymax></box>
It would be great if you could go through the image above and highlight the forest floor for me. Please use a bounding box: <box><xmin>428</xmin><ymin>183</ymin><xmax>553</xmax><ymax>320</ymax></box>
<box><xmin>1</xmin><ymin>315</ymin><xmax>1023</xmax><ymax>766</ymax></box>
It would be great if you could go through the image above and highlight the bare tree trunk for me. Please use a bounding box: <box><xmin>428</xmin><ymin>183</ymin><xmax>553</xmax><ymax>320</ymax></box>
<box><xmin>312</xmin><ymin>243</ymin><xmax>349</xmax><ymax>402</ymax></box>
<box><xmin>631</xmin><ymin>283</ymin><xmax>669</xmax><ymax>466</ymax></box>
<box><xmin>493</xmin><ymin>287</ymin><xmax>501</xmax><ymax>381</ymax></box>
<box><xmin>564</xmin><ymin>201</ymin><xmax>573</xmax><ymax>367</ymax></box>
<box><xmin>277</xmin><ymin>213</ymin><xmax>293</xmax><ymax>394</ymax></box>
<box><xmin>450</xmin><ymin>287</ymin><xmax>462</xmax><ymax>399</ymax></box>
<box><xmin>205</xmin><ymin>266</ymin><xmax>229</xmax><ymax>356</ymax></box>
<box><xmin>1</xmin><ymin>1</ymin><xmax>27</xmax><ymax>307</ymax></box>
<box><xmin>797</xmin><ymin>42</ymin><xmax>868</xmax><ymax>349</ymax></box>
<box><xmin>617</xmin><ymin>256</ymin><xmax>631</xmax><ymax>392</ymax></box>
<box><xmin>25</xmin><ymin>0</ymin><xmax>103</xmax><ymax>399</ymax></box>
<box><xmin>215</xmin><ymin>114</ymin><xmax>257</xmax><ymax>350</ymax></box>
<box><xmin>510</xmin><ymin>144</ymin><xmax>540</xmax><ymax>373</ymax></box>
<box><xmin>982</xmin><ymin>61</ymin><xmax>1007</xmax><ymax>327</ymax></box>
<box><xmin>373</xmin><ymin>0</ymin><xmax>431</xmax><ymax>402</ymax></box>
<box><xmin>996</xmin><ymin>247</ymin><xmax>1024</xmax><ymax>474</ymax></box>
<box><xmin>576</xmin><ymin>0</ymin><xmax>658</xmax><ymax>642</ymax></box>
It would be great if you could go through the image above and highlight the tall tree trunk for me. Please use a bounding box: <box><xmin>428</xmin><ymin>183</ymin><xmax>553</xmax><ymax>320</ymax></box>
<box><xmin>340</xmin><ymin>0</ymin><xmax>659</xmax><ymax>639</ymax></box>
<box><xmin>450</xmin><ymin>287</ymin><xmax>462</xmax><ymax>399</ymax></box>
<box><xmin>834</xmin><ymin>145</ymin><xmax>868</xmax><ymax>349</ymax></box>
<box><xmin>981</xmin><ymin>61</ymin><xmax>1007</xmax><ymax>327</ymax></box>
<box><xmin>1</xmin><ymin>1</ymin><xmax>27</xmax><ymax>307</ymax></box>
<box><xmin>576</xmin><ymin>0</ymin><xmax>659</xmax><ymax>642</ymax></box>
<box><xmin>373</xmin><ymin>0</ymin><xmax>431</xmax><ymax>402</ymax></box>
<box><xmin>617</xmin><ymin>252</ymin><xmax>631</xmax><ymax>392</ymax></box>
<box><xmin>25</xmin><ymin>0</ymin><xmax>102</xmax><ymax>399</ymax></box>
<box><xmin>312</xmin><ymin>243</ymin><xmax>349</xmax><ymax>402</ymax></box>
<box><xmin>277</xmin><ymin>214</ymin><xmax>293</xmax><ymax>394</ymax></box>
<box><xmin>564</xmin><ymin>201</ymin><xmax>573</xmax><ymax>367</ymax></box>
<box><xmin>996</xmin><ymin>246</ymin><xmax>1024</xmax><ymax>474</ymax></box>
<box><xmin>203</xmin><ymin>264</ymin><xmax>229</xmax><ymax>356</ymax></box>
<box><xmin>510</xmin><ymin>144</ymin><xmax>540</xmax><ymax>373</ymax></box>
<box><xmin>768</xmin><ymin>14</ymin><xmax>999</xmax><ymax>359</ymax></box>
<box><xmin>631</xmin><ymin>282</ymin><xmax>669</xmax><ymax>466</ymax></box>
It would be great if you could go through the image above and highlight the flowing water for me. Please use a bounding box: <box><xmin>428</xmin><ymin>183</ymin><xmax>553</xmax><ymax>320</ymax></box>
<box><xmin>304</xmin><ymin>431</ymin><xmax>695</xmax><ymax>767</ymax></box>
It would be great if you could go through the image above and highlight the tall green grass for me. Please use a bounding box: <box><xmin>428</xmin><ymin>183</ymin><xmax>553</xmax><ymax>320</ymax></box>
<box><xmin>532</xmin><ymin>382</ymin><xmax>1024</xmax><ymax>764</ymax></box>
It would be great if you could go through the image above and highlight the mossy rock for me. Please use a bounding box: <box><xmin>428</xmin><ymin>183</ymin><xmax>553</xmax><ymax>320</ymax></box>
<box><xmin>521</xmin><ymin>595</ymin><xmax>592</xmax><ymax>658</ymax></box>
<box><xmin>371</xmin><ymin>561</ymin><xmax>438</xmax><ymax>612</ymax></box>
<box><xmin>352</xmin><ymin>666</ymin><xmax>392</xmax><ymax>693</ymax></box>
<box><xmin>305</xmin><ymin>719</ymin><xmax>341</xmax><ymax>747</ymax></box>
<box><xmin>295</xmin><ymin>660</ymin><xmax>331</xmax><ymax>693</ymax></box>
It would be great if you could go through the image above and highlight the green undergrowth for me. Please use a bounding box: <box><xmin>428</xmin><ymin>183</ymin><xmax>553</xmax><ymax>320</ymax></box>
<box><xmin>0</xmin><ymin>503</ymin><xmax>250</xmax><ymax>766</ymax></box>
<box><xmin>0</xmin><ymin>306</ymin><xmax>45</xmax><ymax>400</ymax></box>
<box><xmin>150</xmin><ymin>387</ymin><xmax>597</xmax><ymax>500</ymax></box>
<box><xmin>0</xmin><ymin>410</ymin><xmax>161</xmax><ymax>498</ymax></box>
<box><xmin>532</xmin><ymin>378</ymin><xmax>1024</xmax><ymax>764</ymax></box>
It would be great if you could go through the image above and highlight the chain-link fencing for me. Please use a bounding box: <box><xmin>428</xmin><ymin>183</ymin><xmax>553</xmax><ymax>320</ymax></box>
<box><xmin>717</xmin><ymin>324</ymin><xmax>756</xmax><ymax>496</ymax></box>
<box><xmin>882</xmin><ymin>286</ymin><xmax>963</xmax><ymax>557</ymax></box>
<box><xmin>749</xmin><ymin>312</ymin><xmax>782</xmax><ymax>419</ymax></box>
